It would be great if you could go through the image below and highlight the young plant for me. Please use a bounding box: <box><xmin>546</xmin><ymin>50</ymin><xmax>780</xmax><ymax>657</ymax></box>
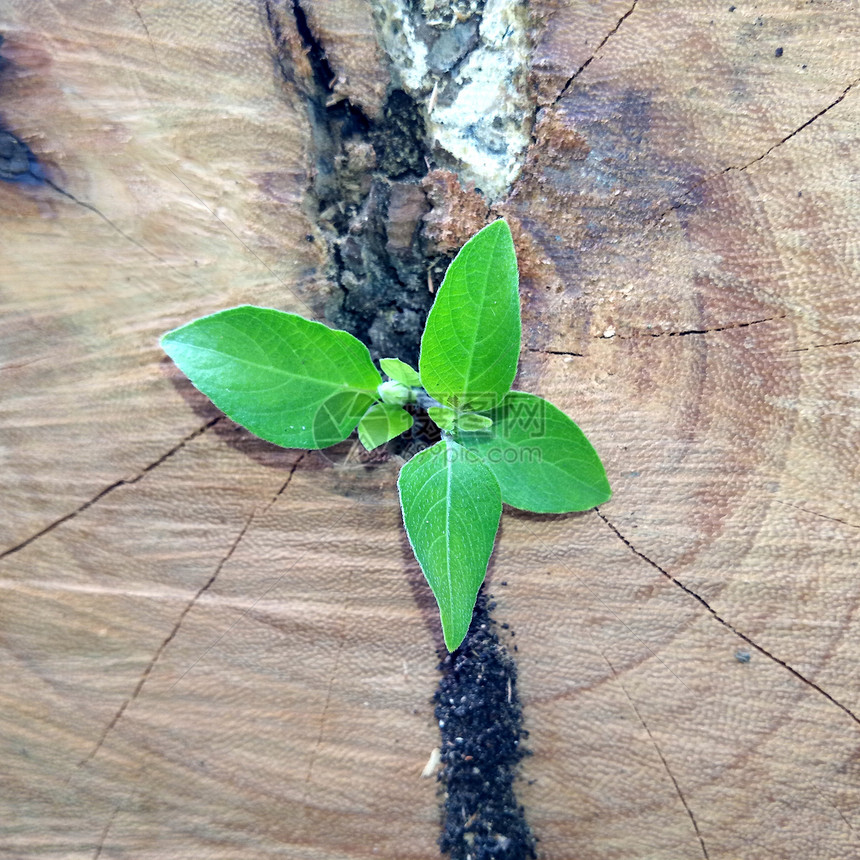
<box><xmin>161</xmin><ymin>220</ymin><xmax>610</xmax><ymax>650</ymax></box>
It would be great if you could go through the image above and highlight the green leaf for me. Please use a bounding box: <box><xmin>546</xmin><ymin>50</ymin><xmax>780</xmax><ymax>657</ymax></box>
<box><xmin>419</xmin><ymin>219</ymin><xmax>520</xmax><ymax>412</ymax></box>
<box><xmin>398</xmin><ymin>438</ymin><xmax>502</xmax><ymax>651</ymax></box>
<box><xmin>427</xmin><ymin>406</ymin><xmax>457</xmax><ymax>432</ymax></box>
<box><xmin>380</xmin><ymin>357</ymin><xmax>421</xmax><ymax>387</ymax></box>
<box><xmin>161</xmin><ymin>305</ymin><xmax>381</xmax><ymax>449</ymax></box>
<box><xmin>456</xmin><ymin>391</ymin><xmax>611</xmax><ymax>513</ymax></box>
<box><xmin>377</xmin><ymin>379</ymin><xmax>415</xmax><ymax>407</ymax></box>
<box><xmin>429</xmin><ymin>407</ymin><xmax>494</xmax><ymax>433</ymax></box>
<box><xmin>357</xmin><ymin>402</ymin><xmax>413</xmax><ymax>450</ymax></box>
<box><xmin>457</xmin><ymin>412</ymin><xmax>493</xmax><ymax>432</ymax></box>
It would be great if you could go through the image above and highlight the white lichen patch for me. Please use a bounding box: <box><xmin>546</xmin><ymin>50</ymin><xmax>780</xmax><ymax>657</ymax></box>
<box><xmin>431</xmin><ymin>0</ymin><xmax>532</xmax><ymax>197</ymax></box>
<box><xmin>370</xmin><ymin>0</ymin><xmax>534</xmax><ymax>200</ymax></box>
<box><xmin>372</xmin><ymin>0</ymin><xmax>430</xmax><ymax>92</ymax></box>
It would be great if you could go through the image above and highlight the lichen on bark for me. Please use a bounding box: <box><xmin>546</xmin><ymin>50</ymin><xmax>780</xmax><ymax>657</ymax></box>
<box><xmin>370</xmin><ymin>0</ymin><xmax>535</xmax><ymax>198</ymax></box>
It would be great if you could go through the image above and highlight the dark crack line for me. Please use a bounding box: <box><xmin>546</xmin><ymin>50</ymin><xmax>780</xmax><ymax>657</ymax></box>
<box><xmin>127</xmin><ymin>0</ymin><xmax>158</xmax><ymax>60</ymax></box>
<box><xmin>604</xmin><ymin>654</ymin><xmax>710</xmax><ymax>860</ymax></box>
<box><xmin>830</xmin><ymin>799</ymin><xmax>855</xmax><ymax>833</ymax></box>
<box><xmin>802</xmin><ymin>776</ymin><xmax>856</xmax><ymax>834</ymax></box>
<box><xmin>789</xmin><ymin>338</ymin><xmax>860</xmax><ymax>353</ymax></box>
<box><xmin>291</xmin><ymin>0</ymin><xmax>335</xmax><ymax>94</ymax></box>
<box><xmin>524</xmin><ymin>346</ymin><xmax>584</xmax><ymax>357</ymax></box>
<box><xmin>269</xmin><ymin>457</ymin><xmax>305</xmax><ymax>502</ymax></box>
<box><xmin>166</xmin><ymin>453</ymin><xmax>306</xmax><ymax>690</ymax></box>
<box><xmin>297</xmin><ymin>560</ymin><xmax>355</xmax><ymax>843</ymax></box>
<box><xmin>735</xmin><ymin>77</ymin><xmax>858</xmax><ymax>172</ymax></box>
<box><xmin>166</xmin><ymin>168</ymin><xmax>316</xmax><ymax>319</ymax></box>
<box><xmin>660</xmin><ymin>76</ymin><xmax>859</xmax><ymax>220</ymax></box>
<box><xmin>82</xmin><ymin>500</ymin><xmax>261</xmax><ymax>764</ymax></box>
<box><xmin>553</xmin><ymin>0</ymin><xmax>639</xmax><ymax>106</ymax></box>
<box><xmin>304</xmin><ymin>554</ymin><xmax>354</xmax><ymax>789</ymax></box>
<box><xmin>834</xmin><ymin>804</ymin><xmax>855</xmax><ymax>832</ymax></box>
<box><xmin>595</xmin><ymin>510</ymin><xmax>860</xmax><ymax>728</ymax></box>
<box><xmin>264</xmin><ymin>0</ymin><xmax>318</xmax><ymax>99</ymax></box>
<box><xmin>622</xmin><ymin>316</ymin><xmax>783</xmax><ymax>339</ymax></box>
<box><xmin>44</xmin><ymin>178</ymin><xmax>175</xmax><ymax>269</ymax></box>
<box><xmin>92</xmin><ymin>802</ymin><xmax>121</xmax><ymax>860</ymax></box>
<box><xmin>508</xmin><ymin>515</ymin><xmax>693</xmax><ymax>693</ymax></box>
<box><xmin>303</xmin><ymin>631</ymin><xmax>345</xmax><ymax>787</ymax></box>
<box><xmin>656</xmin><ymin>173</ymin><xmax>710</xmax><ymax>221</ymax></box>
<box><xmin>82</xmin><ymin>456</ymin><xmax>304</xmax><ymax>763</ymax></box>
<box><xmin>0</xmin><ymin>417</ymin><xmax>221</xmax><ymax>562</ymax></box>
<box><xmin>263</xmin><ymin>0</ymin><xmax>299</xmax><ymax>90</ymax></box>
<box><xmin>774</xmin><ymin>501</ymin><xmax>860</xmax><ymax>532</ymax></box>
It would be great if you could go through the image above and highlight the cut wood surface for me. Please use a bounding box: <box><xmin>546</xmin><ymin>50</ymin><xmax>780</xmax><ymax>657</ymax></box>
<box><xmin>2</xmin><ymin>2</ymin><xmax>859</xmax><ymax>858</ymax></box>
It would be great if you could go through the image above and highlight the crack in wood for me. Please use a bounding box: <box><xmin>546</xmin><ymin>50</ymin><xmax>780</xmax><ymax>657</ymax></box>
<box><xmin>524</xmin><ymin>346</ymin><xmax>584</xmax><ymax>357</ymax></box>
<box><xmin>44</xmin><ymin>178</ymin><xmax>175</xmax><ymax>269</ymax></box>
<box><xmin>263</xmin><ymin>0</ymin><xmax>302</xmax><ymax>91</ymax></box>
<box><xmin>595</xmin><ymin>510</ymin><xmax>860</xmax><ymax>729</ymax></box>
<box><xmin>81</xmin><ymin>454</ymin><xmax>305</xmax><ymax>765</ymax></box>
<box><xmin>126</xmin><ymin>0</ymin><xmax>158</xmax><ymax>59</ymax></box>
<box><xmin>81</xmin><ymin>510</ymin><xmax>258</xmax><ymax>764</ymax></box>
<box><xmin>92</xmin><ymin>802</ymin><xmax>121</xmax><ymax>860</ymax></box>
<box><xmin>552</xmin><ymin>0</ymin><xmax>640</xmax><ymax>107</ymax></box>
<box><xmin>659</xmin><ymin>76</ymin><xmax>859</xmax><ymax>220</ymax></box>
<box><xmin>800</xmin><ymin>776</ymin><xmax>856</xmax><ymax>834</ymax></box>
<box><xmin>604</xmin><ymin>654</ymin><xmax>710</xmax><ymax>860</ymax></box>
<box><xmin>0</xmin><ymin>417</ymin><xmax>222</xmax><ymax>562</ymax></box>
<box><xmin>733</xmin><ymin>77</ymin><xmax>858</xmax><ymax>173</ymax></box>
<box><xmin>789</xmin><ymin>338</ymin><xmax>860</xmax><ymax>353</ymax></box>
<box><xmin>294</xmin><ymin>555</ymin><xmax>356</xmax><ymax>844</ymax></box>
<box><xmin>774</xmin><ymin>500</ymin><xmax>860</xmax><ymax>532</ymax></box>
<box><xmin>165</xmin><ymin>454</ymin><xmax>309</xmax><ymax>690</ymax></box>
<box><xmin>510</xmin><ymin>517</ymin><xmax>694</xmax><ymax>693</ymax></box>
<box><xmin>602</xmin><ymin>317</ymin><xmax>785</xmax><ymax>340</ymax></box>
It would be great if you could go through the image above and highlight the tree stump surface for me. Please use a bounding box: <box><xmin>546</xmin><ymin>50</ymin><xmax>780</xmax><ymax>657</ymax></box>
<box><xmin>2</xmin><ymin>2</ymin><xmax>859</xmax><ymax>858</ymax></box>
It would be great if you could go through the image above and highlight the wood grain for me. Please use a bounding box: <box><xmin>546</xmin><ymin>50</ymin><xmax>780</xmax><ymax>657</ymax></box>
<box><xmin>2</xmin><ymin>1</ymin><xmax>859</xmax><ymax>858</ymax></box>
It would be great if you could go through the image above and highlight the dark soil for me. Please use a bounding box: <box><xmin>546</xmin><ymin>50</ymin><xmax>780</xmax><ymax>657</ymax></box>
<box><xmin>435</xmin><ymin>589</ymin><xmax>537</xmax><ymax>860</ymax></box>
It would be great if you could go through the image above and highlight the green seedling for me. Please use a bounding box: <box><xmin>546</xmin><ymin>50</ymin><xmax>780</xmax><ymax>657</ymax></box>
<box><xmin>161</xmin><ymin>220</ymin><xmax>610</xmax><ymax>650</ymax></box>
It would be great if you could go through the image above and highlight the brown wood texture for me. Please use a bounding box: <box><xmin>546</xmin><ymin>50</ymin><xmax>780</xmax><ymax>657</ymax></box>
<box><xmin>2</xmin><ymin>2</ymin><xmax>859</xmax><ymax>858</ymax></box>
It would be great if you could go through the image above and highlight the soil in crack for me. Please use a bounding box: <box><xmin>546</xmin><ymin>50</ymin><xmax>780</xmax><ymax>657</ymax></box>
<box><xmin>272</xmin><ymin>5</ymin><xmax>538</xmax><ymax>853</ymax></box>
<box><xmin>435</xmin><ymin>589</ymin><xmax>537</xmax><ymax>860</ymax></box>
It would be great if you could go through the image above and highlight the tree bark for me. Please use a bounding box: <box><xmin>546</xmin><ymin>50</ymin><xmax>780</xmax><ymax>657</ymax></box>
<box><xmin>2</xmin><ymin>2</ymin><xmax>859</xmax><ymax>858</ymax></box>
